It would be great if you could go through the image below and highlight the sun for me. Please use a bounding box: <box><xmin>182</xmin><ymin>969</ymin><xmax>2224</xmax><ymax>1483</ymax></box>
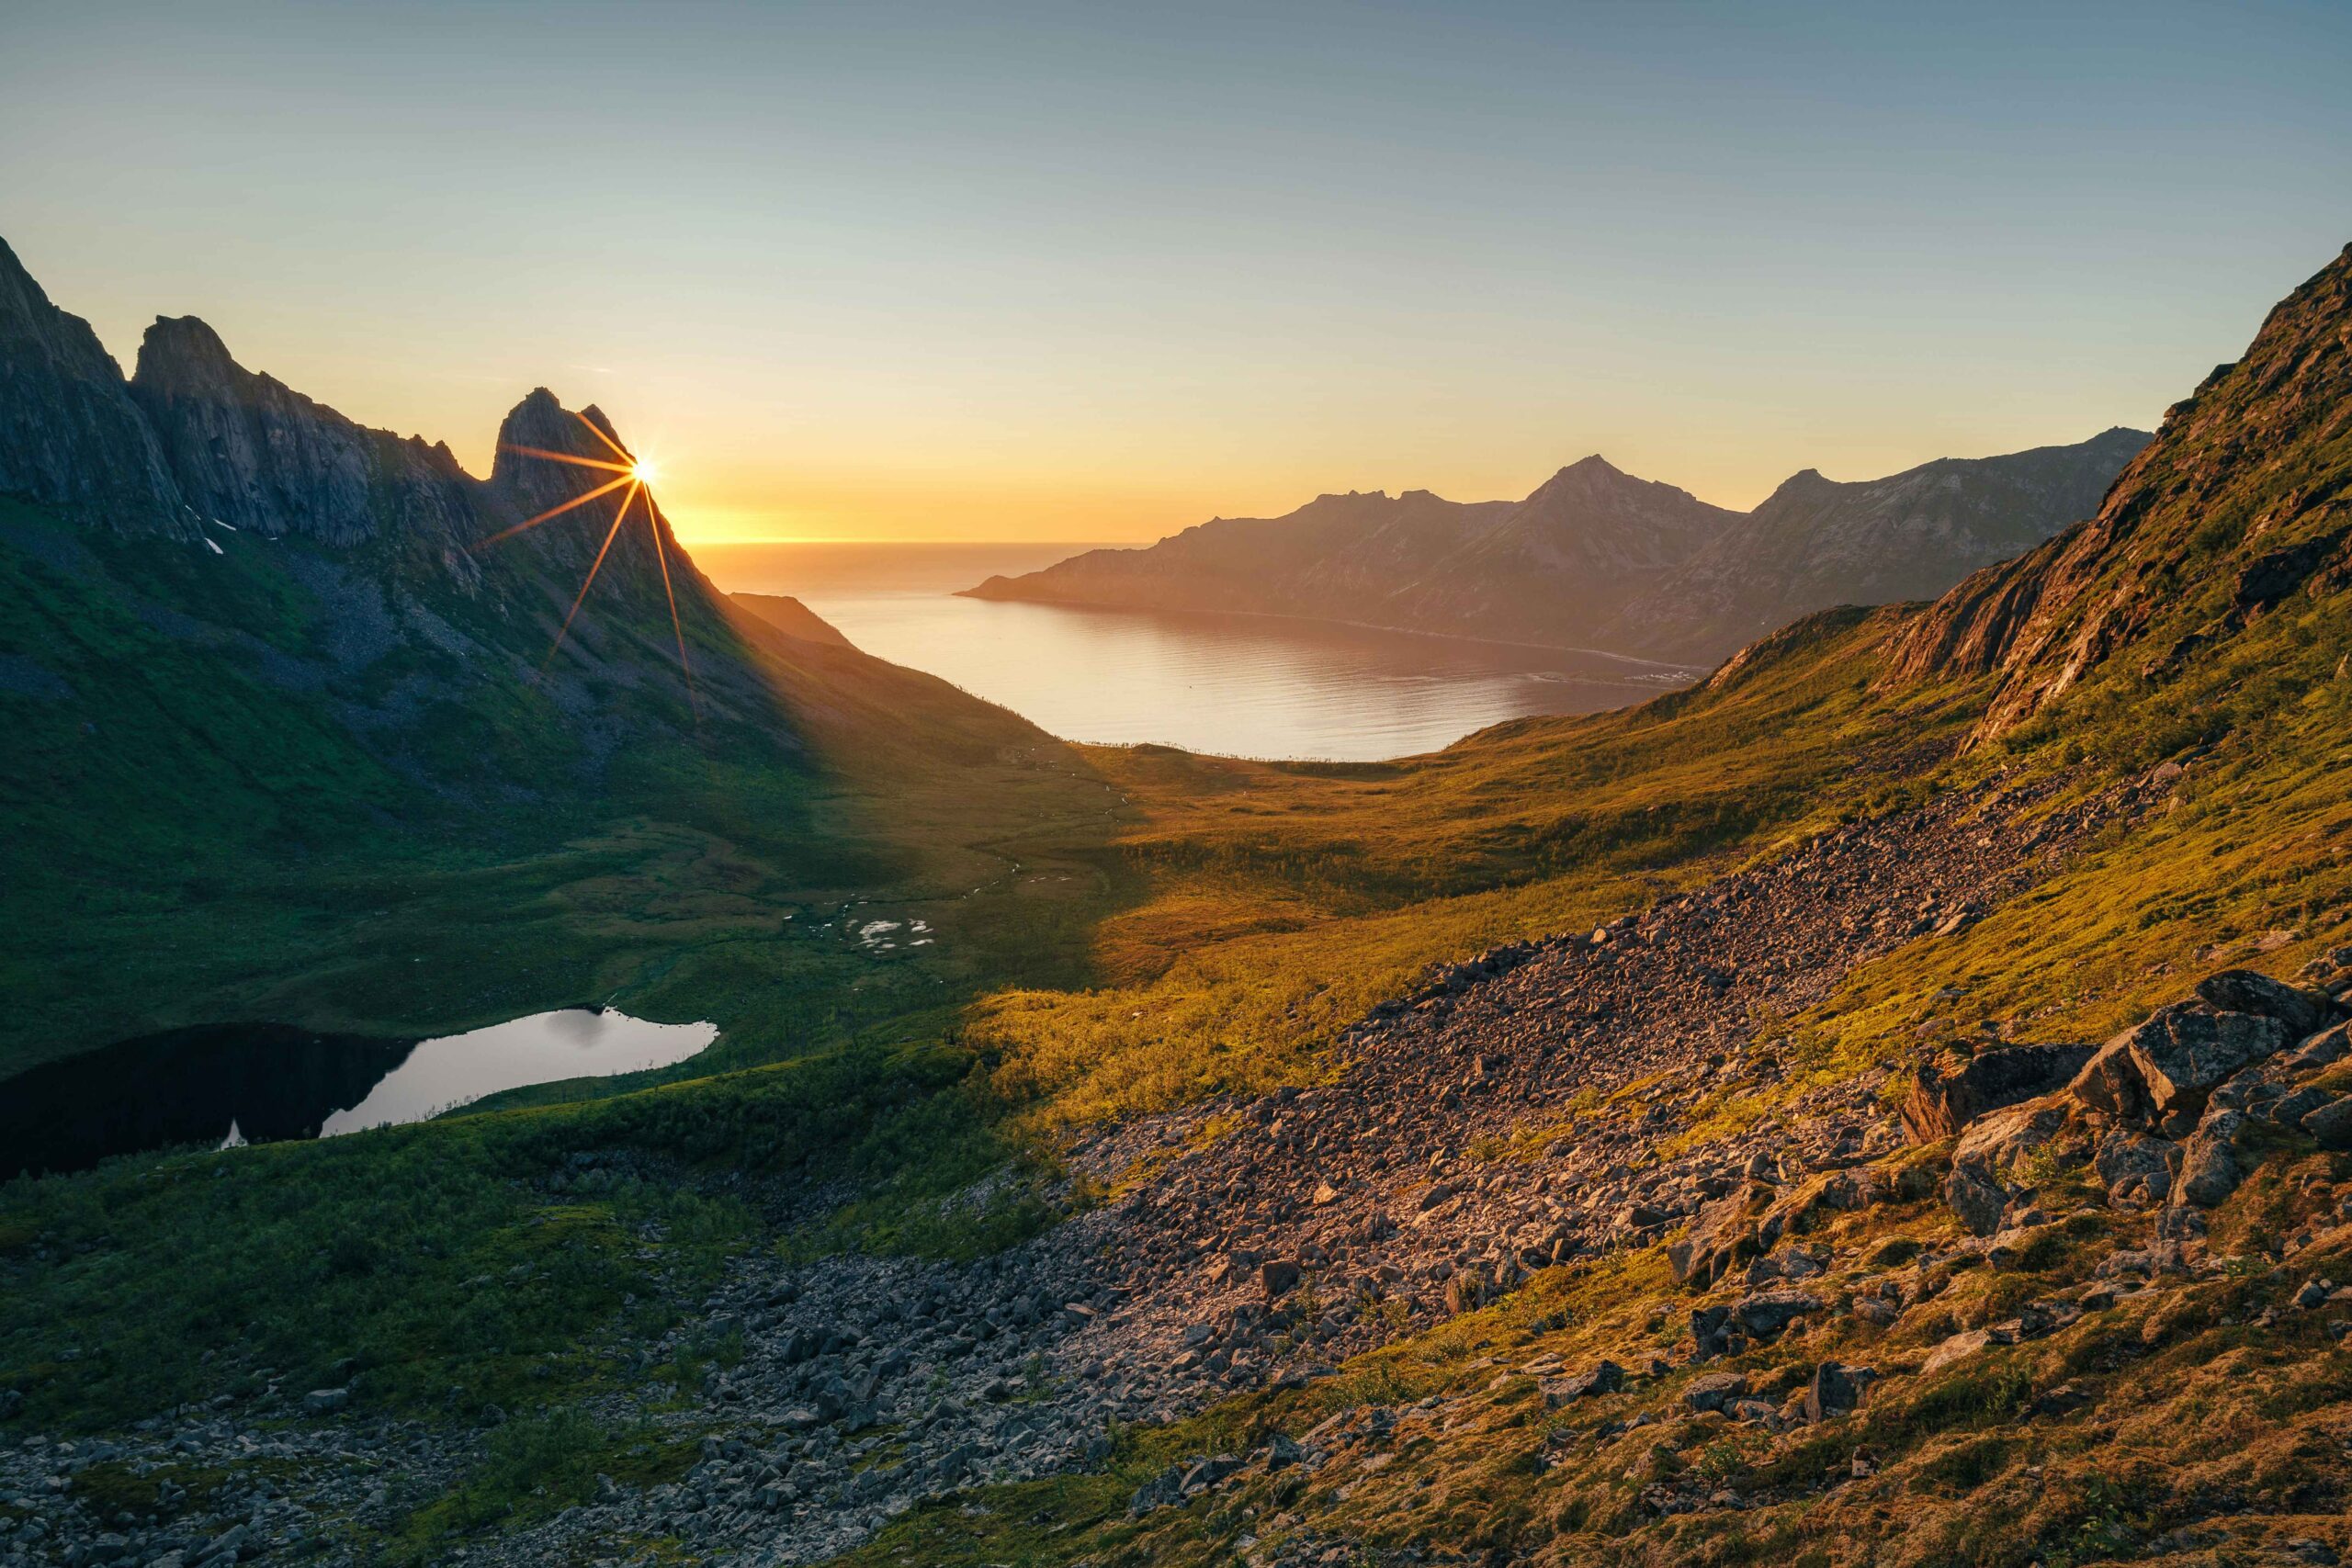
<box><xmin>477</xmin><ymin>411</ymin><xmax>695</xmax><ymax>708</ymax></box>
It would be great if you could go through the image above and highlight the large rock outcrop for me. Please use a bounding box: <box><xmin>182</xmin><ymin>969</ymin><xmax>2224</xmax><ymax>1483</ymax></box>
<box><xmin>0</xmin><ymin>237</ymin><xmax>188</xmax><ymax>536</ymax></box>
<box><xmin>1931</xmin><ymin>965</ymin><xmax>2351</xmax><ymax>1235</ymax></box>
<box><xmin>130</xmin><ymin>314</ymin><xmax>480</xmax><ymax>553</ymax></box>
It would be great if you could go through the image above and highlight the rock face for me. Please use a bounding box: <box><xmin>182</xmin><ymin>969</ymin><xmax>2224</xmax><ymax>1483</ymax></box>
<box><xmin>1890</xmin><ymin>243</ymin><xmax>2352</xmax><ymax>743</ymax></box>
<box><xmin>1937</xmin><ymin>968</ymin><xmax>2347</xmax><ymax>1231</ymax></box>
<box><xmin>130</xmin><ymin>315</ymin><xmax>479</xmax><ymax>551</ymax></box>
<box><xmin>2069</xmin><ymin>1005</ymin><xmax>2292</xmax><ymax>1128</ymax></box>
<box><xmin>1901</xmin><ymin>1043</ymin><xmax>2095</xmax><ymax>1143</ymax></box>
<box><xmin>487</xmin><ymin>386</ymin><xmax>701</xmax><ymax>605</ymax></box>
<box><xmin>0</xmin><ymin>237</ymin><xmax>187</xmax><ymax>536</ymax></box>
<box><xmin>964</xmin><ymin>435</ymin><xmax>2143</xmax><ymax>667</ymax></box>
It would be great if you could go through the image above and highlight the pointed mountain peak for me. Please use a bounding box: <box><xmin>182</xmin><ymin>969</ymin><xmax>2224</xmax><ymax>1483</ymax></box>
<box><xmin>493</xmin><ymin>388</ymin><xmax>636</xmax><ymax>485</ymax></box>
<box><xmin>0</xmin><ymin>235</ymin><xmax>187</xmax><ymax>535</ymax></box>
<box><xmin>1553</xmin><ymin>454</ymin><xmax>1623</xmax><ymax>481</ymax></box>
<box><xmin>137</xmin><ymin>314</ymin><xmax>238</xmax><ymax>375</ymax></box>
<box><xmin>0</xmin><ymin>234</ymin><xmax>59</xmax><ymax>319</ymax></box>
<box><xmin>1759</xmin><ymin>466</ymin><xmax>1838</xmax><ymax>506</ymax></box>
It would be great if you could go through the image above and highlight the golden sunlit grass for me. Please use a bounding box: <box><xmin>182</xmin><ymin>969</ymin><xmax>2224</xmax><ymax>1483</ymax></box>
<box><xmin>480</xmin><ymin>410</ymin><xmax>693</xmax><ymax>704</ymax></box>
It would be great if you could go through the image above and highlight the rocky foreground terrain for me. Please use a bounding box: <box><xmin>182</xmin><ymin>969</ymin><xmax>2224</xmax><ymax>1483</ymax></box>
<box><xmin>11</xmin><ymin>751</ymin><xmax>2351</xmax><ymax>1568</ymax></box>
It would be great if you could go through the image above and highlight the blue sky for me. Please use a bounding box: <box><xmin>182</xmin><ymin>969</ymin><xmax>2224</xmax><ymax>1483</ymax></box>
<box><xmin>5</xmin><ymin>0</ymin><xmax>2348</xmax><ymax>540</ymax></box>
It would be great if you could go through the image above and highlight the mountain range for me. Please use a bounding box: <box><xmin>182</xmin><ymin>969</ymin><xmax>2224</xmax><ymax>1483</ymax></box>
<box><xmin>0</xmin><ymin>234</ymin><xmax>1105</xmax><ymax>1071</ymax></box>
<box><xmin>965</xmin><ymin>429</ymin><xmax>2149</xmax><ymax>666</ymax></box>
<box><xmin>5</xmin><ymin>228</ymin><xmax>2352</xmax><ymax>1568</ymax></box>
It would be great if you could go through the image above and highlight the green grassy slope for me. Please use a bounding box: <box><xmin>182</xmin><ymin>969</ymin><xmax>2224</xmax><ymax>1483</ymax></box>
<box><xmin>816</xmin><ymin>243</ymin><xmax>2352</xmax><ymax>1568</ymax></box>
<box><xmin>3</xmin><ymin>247</ymin><xmax>2348</xmax><ymax>1568</ymax></box>
<box><xmin>0</xmin><ymin>497</ymin><xmax>1132</xmax><ymax>1078</ymax></box>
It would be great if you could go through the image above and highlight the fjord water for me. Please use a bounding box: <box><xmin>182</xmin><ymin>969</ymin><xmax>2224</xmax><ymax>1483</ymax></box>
<box><xmin>2</xmin><ymin>1010</ymin><xmax>717</xmax><ymax>1174</ymax></box>
<box><xmin>696</xmin><ymin>543</ymin><xmax>1696</xmax><ymax>761</ymax></box>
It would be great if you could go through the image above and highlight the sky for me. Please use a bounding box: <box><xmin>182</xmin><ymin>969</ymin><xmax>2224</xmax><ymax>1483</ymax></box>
<box><xmin>5</xmin><ymin>1</ymin><xmax>2350</xmax><ymax>546</ymax></box>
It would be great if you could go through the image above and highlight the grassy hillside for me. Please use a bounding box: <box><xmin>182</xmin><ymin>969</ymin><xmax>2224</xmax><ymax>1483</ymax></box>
<box><xmin>806</xmin><ymin>244</ymin><xmax>2352</xmax><ymax>1568</ymax></box>
<box><xmin>4</xmin><ymin>247</ymin><xmax>2349</xmax><ymax>1568</ymax></box>
<box><xmin>0</xmin><ymin>498</ymin><xmax>1132</xmax><ymax>1078</ymax></box>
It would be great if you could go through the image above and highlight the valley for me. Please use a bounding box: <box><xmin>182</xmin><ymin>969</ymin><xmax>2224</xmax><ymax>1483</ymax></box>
<box><xmin>2</xmin><ymin>227</ymin><xmax>2350</xmax><ymax>1568</ymax></box>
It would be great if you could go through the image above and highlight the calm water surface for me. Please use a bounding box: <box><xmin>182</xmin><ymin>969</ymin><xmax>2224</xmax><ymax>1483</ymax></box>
<box><xmin>318</xmin><ymin>1009</ymin><xmax>718</xmax><ymax>1135</ymax></box>
<box><xmin>695</xmin><ymin>542</ymin><xmax>1696</xmax><ymax>760</ymax></box>
<box><xmin>3</xmin><ymin>1009</ymin><xmax>717</xmax><ymax>1174</ymax></box>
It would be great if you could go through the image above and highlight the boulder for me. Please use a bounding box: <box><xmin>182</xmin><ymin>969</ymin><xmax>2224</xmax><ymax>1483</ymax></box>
<box><xmin>1735</xmin><ymin>1289</ymin><xmax>1823</xmax><ymax>1339</ymax></box>
<box><xmin>2092</xmin><ymin>1129</ymin><xmax>2176</xmax><ymax>1204</ymax></box>
<box><xmin>1951</xmin><ymin>1095</ymin><xmax>2070</xmax><ymax>1176</ymax></box>
<box><xmin>1261</xmin><ymin>1259</ymin><xmax>1302</xmax><ymax>1298</ymax></box>
<box><xmin>2301</xmin><ymin>1097</ymin><xmax>2352</xmax><ymax>1148</ymax></box>
<box><xmin>2284</xmin><ymin>1023</ymin><xmax>2350</xmax><ymax>1072</ymax></box>
<box><xmin>2069</xmin><ymin>1034</ymin><xmax>2156</xmax><ymax>1124</ymax></box>
<box><xmin>1944</xmin><ymin>1163</ymin><xmax>2010</xmax><ymax>1236</ymax></box>
<box><xmin>1901</xmin><ymin>1043</ymin><xmax>2095</xmax><ymax>1143</ymax></box>
<box><xmin>1683</xmin><ymin>1371</ymin><xmax>1748</xmax><ymax>1413</ymax></box>
<box><xmin>2174</xmin><ymin>1110</ymin><xmax>2248</xmax><ymax>1208</ymax></box>
<box><xmin>2196</xmin><ymin>970</ymin><xmax>2341</xmax><ymax>1035</ymax></box>
<box><xmin>2070</xmin><ymin>1005</ymin><xmax>2292</xmax><ymax>1127</ymax></box>
<box><xmin>1803</xmin><ymin>1362</ymin><xmax>1878</xmax><ymax>1423</ymax></box>
<box><xmin>1669</xmin><ymin>1183</ymin><xmax>1771</xmax><ymax>1287</ymax></box>
<box><xmin>2267</xmin><ymin>1086</ymin><xmax>2333</xmax><ymax>1128</ymax></box>
<box><xmin>1549</xmin><ymin>1359</ymin><xmax>1626</xmax><ymax>1404</ymax></box>
<box><xmin>301</xmin><ymin>1387</ymin><xmax>350</xmax><ymax>1416</ymax></box>
<box><xmin>1942</xmin><ymin>1095</ymin><xmax>2069</xmax><ymax>1235</ymax></box>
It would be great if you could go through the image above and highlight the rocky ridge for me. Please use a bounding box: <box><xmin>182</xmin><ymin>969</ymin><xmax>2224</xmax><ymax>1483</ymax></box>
<box><xmin>0</xmin><ymin>240</ymin><xmax>187</xmax><ymax>537</ymax></box>
<box><xmin>965</xmin><ymin>434</ymin><xmax>2144</xmax><ymax>668</ymax></box>
<box><xmin>1891</xmin><ymin>243</ymin><xmax>2352</xmax><ymax>740</ymax></box>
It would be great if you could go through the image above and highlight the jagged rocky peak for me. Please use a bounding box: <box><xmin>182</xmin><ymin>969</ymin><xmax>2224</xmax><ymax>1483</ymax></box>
<box><xmin>483</xmin><ymin>386</ymin><xmax>698</xmax><ymax>599</ymax></box>
<box><xmin>1762</xmin><ymin>467</ymin><xmax>1838</xmax><ymax>502</ymax></box>
<box><xmin>491</xmin><ymin>387</ymin><xmax>638</xmax><ymax>518</ymax></box>
<box><xmin>130</xmin><ymin>312</ymin><xmax>477</xmax><ymax>549</ymax></box>
<box><xmin>0</xmin><ymin>236</ymin><xmax>187</xmax><ymax>536</ymax></box>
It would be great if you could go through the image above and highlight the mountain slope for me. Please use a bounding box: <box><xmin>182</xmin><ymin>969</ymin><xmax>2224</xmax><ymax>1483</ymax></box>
<box><xmin>0</xmin><ymin>240</ymin><xmax>1125</xmax><ymax>1074</ymax></box>
<box><xmin>731</xmin><ymin>592</ymin><xmax>858</xmax><ymax>648</ymax></box>
<box><xmin>967</xmin><ymin>434</ymin><xmax>2145</xmax><ymax>665</ymax></box>
<box><xmin>1602</xmin><ymin>426</ymin><xmax>2152</xmax><ymax>664</ymax></box>
<box><xmin>1891</xmin><ymin>244</ymin><xmax>2352</xmax><ymax>742</ymax></box>
<box><xmin>3</xmin><ymin>239</ymin><xmax>2348</xmax><ymax>1568</ymax></box>
<box><xmin>966</xmin><ymin>487</ymin><xmax>1514</xmax><ymax>626</ymax></box>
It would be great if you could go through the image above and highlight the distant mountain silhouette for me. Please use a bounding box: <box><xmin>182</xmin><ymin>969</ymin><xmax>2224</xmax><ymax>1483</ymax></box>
<box><xmin>966</xmin><ymin>432</ymin><xmax>2148</xmax><ymax>665</ymax></box>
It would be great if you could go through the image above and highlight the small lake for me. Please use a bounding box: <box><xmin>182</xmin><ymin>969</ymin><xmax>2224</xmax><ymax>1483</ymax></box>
<box><xmin>1</xmin><ymin>1009</ymin><xmax>718</xmax><ymax>1176</ymax></box>
<box><xmin>695</xmin><ymin>542</ymin><xmax>1696</xmax><ymax>761</ymax></box>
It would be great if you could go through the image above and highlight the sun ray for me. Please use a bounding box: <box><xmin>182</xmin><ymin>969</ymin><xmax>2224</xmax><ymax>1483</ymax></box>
<box><xmin>497</xmin><ymin>444</ymin><xmax>633</xmax><ymax>474</ymax></box>
<box><xmin>471</xmin><ymin>471</ymin><xmax>635</xmax><ymax>549</ymax></box>
<box><xmin>645</xmin><ymin>495</ymin><xmax>697</xmax><ymax>714</ymax></box>
<box><xmin>541</xmin><ymin>479</ymin><xmax>640</xmax><ymax>669</ymax></box>
<box><xmin>571</xmin><ymin>409</ymin><xmax>635</xmax><ymax>465</ymax></box>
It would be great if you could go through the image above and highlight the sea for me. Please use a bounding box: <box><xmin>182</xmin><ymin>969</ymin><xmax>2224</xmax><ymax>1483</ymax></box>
<box><xmin>692</xmin><ymin>541</ymin><xmax>1694</xmax><ymax>762</ymax></box>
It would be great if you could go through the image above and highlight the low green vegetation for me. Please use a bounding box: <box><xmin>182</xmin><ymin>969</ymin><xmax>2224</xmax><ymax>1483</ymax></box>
<box><xmin>6</xmin><ymin>262</ymin><xmax>2352</xmax><ymax>1564</ymax></box>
